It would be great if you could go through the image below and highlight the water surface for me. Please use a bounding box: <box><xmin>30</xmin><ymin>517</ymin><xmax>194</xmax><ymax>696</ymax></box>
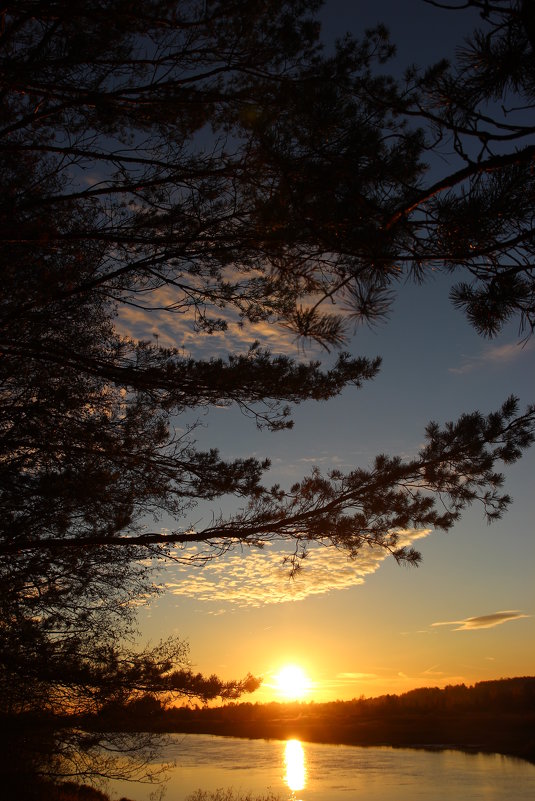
<box><xmin>108</xmin><ymin>733</ymin><xmax>535</xmax><ymax>801</ymax></box>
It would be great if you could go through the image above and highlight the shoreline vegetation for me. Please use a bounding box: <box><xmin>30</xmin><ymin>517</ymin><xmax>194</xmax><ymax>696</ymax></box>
<box><xmin>46</xmin><ymin>785</ymin><xmax>282</xmax><ymax>801</ymax></box>
<box><xmin>92</xmin><ymin>677</ymin><xmax>534</xmax><ymax>764</ymax></box>
<box><xmin>32</xmin><ymin>677</ymin><xmax>534</xmax><ymax>800</ymax></box>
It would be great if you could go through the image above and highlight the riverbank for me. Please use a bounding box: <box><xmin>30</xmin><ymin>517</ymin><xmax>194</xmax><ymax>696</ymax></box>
<box><xmin>93</xmin><ymin>677</ymin><xmax>535</xmax><ymax>764</ymax></box>
<box><xmin>162</xmin><ymin>709</ymin><xmax>535</xmax><ymax>764</ymax></box>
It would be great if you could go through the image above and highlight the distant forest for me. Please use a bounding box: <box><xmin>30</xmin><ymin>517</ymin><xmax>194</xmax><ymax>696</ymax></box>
<box><xmin>92</xmin><ymin>677</ymin><xmax>535</xmax><ymax>763</ymax></box>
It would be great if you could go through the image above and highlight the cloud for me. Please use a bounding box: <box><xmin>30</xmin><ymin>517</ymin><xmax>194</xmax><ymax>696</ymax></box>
<box><xmin>432</xmin><ymin>610</ymin><xmax>530</xmax><ymax>631</ymax></box>
<box><xmin>165</xmin><ymin>529</ymin><xmax>432</xmax><ymax>608</ymax></box>
<box><xmin>116</xmin><ymin>284</ymin><xmax>309</xmax><ymax>357</ymax></box>
<box><xmin>421</xmin><ymin>665</ymin><xmax>445</xmax><ymax>677</ymax></box>
<box><xmin>449</xmin><ymin>340</ymin><xmax>534</xmax><ymax>374</ymax></box>
<box><xmin>336</xmin><ymin>672</ymin><xmax>377</xmax><ymax>680</ymax></box>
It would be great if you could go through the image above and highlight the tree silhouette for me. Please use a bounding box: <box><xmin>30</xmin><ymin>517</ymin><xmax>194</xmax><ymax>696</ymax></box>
<box><xmin>1</xmin><ymin>0</ymin><xmax>534</xmax><ymax>793</ymax></box>
<box><xmin>405</xmin><ymin>0</ymin><xmax>535</xmax><ymax>335</ymax></box>
<box><xmin>2</xmin><ymin>1</ymin><xmax>533</xmax><ymax>342</ymax></box>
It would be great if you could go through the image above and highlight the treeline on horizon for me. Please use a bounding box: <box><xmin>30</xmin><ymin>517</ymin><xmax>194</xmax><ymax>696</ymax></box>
<box><xmin>91</xmin><ymin>676</ymin><xmax>535</xmax><ymax>762</ymax></box>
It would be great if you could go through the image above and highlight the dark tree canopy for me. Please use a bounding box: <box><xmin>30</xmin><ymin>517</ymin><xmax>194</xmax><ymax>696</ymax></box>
<box><xmin>1</xmin><ymin>0</ymin><xmax>533</xmax><ymax>343</ymax></box>
<box><xmin>408</xmin><ymin>0</ymin><xmax>535</xmax><ymax>335</ymax></box>
<box><xmin>1</xmin><ymin>0</ymin><xmax>534</xmax><ymax>794</ymax></box>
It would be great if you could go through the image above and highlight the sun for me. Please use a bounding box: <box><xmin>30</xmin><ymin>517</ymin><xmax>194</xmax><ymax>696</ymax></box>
<box><xmin>274</xmin><ymin>665</ymin><xmax>311</xmax><ymax>700</ymax></box>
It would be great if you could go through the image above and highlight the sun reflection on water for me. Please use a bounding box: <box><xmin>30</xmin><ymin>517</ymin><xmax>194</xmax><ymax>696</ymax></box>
<box><xmin>284</xmin><ymin>739</ymin><xmax>307</xmax><ymax>796</ymax></box>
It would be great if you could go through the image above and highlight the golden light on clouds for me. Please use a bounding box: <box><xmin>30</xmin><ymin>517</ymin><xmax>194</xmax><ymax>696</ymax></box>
<box><xmin>166</xmin><ymin>529</ymin><xmax>432</xmax><ymax>608</ymax></box>
<box><xmin>116</xmin><ymin>283</ymin><xmax>301</xmax><ymax>357</ymax></box>
<box><xmin>432</xmin><ymin>610</ymin><xmax>530</xmax><ymax>631</ymax></box>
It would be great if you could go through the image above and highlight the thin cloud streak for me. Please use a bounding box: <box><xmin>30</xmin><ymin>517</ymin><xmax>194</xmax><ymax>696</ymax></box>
<box><xmin>336</xmin><ymin>672</ymin><xmax>378</xmax><ymax>680</ymax></box>
<box><xmin>449</xmin><ymin>340</ymin><xmax>534</xmax><ymax>375</ymax></box>
<box><xmin>165</xmin><ymin>529</ymin><xmax>432</xmax><ymax>608</ymax></box>
<box><xmin>432</xmin><ymin>610</ymin><xmax>530</xmax><ymax>631</ymax></box>
<box><xmin>325</xmin><ymin>667</ymin><xmax>468</xmax><ymax>695</ymax></box>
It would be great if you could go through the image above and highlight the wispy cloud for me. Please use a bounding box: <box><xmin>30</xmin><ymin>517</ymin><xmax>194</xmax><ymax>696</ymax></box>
<box><xmin>336</xmin><ymin>672</ymin><xmax>378</xmax><ymax>680</ymax></box>
<box><xmin>165</xmin><ymin>529</ymin><xmax>432</xmax><ymax>608</ymax></box>
<box><xmin>326</xmin><ymin>666</ymin><xmax>468</xmax><ymax>694</ymax></box>
<box><xmin>116</xmin><ymin>285</ymin><xmax>309</xmax><ymax>357</ymax></box>
<box><xmin>432</xmin><ymin>610</ymin><xmax>530</xmax><ymax>631</ymax></box>
<box><xmin>421</xmin><ymin>665</ymin><xmax>446</xmax><ymax>677</ymax></box>
<box><xmin>449</xmin><ymin>340</ymin><xmax>534</xmax><ymax>375</ymax></box>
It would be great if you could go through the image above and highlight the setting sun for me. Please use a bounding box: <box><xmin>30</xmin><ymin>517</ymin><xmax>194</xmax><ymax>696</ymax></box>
<box><xmin>274</xmin><ymin>665</ymin><xmax>311</xmax><ymax>700</ymax></box>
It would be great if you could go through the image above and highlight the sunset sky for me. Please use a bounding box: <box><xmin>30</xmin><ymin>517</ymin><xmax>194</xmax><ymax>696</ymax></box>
<box><xmin>128</xmin><ymin>0</ymin><xmax>535</xmax><ymax>703</ymax></box>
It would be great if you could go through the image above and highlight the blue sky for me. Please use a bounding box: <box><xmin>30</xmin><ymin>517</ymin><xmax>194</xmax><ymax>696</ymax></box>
<box><xmin>134</xmin><ymin>271</ymin><xmax>534</xmax><ymax>700</ymax></box>
<box><xmin>125</xmin><ymin>1</ymin><xmax>534</xmax><ymax>701</ymax></box>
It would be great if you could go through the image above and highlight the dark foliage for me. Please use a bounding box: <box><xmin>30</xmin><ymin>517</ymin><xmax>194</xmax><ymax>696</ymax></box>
<box><xmin>156</xmin><ymin>676</ymin><xmax>535</xmax><ymax>762</ymax></box>
<box><xmin>1</xmin><ymin>0</ymin><xmax>534</xmax><ymax>793</ymax></box>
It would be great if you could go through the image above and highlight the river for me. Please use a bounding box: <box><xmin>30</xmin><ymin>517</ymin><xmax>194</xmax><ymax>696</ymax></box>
<box><xmin>107</xmin><ymin>733</ymin><xmax>535</xmax><ymax>801</ymax></box>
